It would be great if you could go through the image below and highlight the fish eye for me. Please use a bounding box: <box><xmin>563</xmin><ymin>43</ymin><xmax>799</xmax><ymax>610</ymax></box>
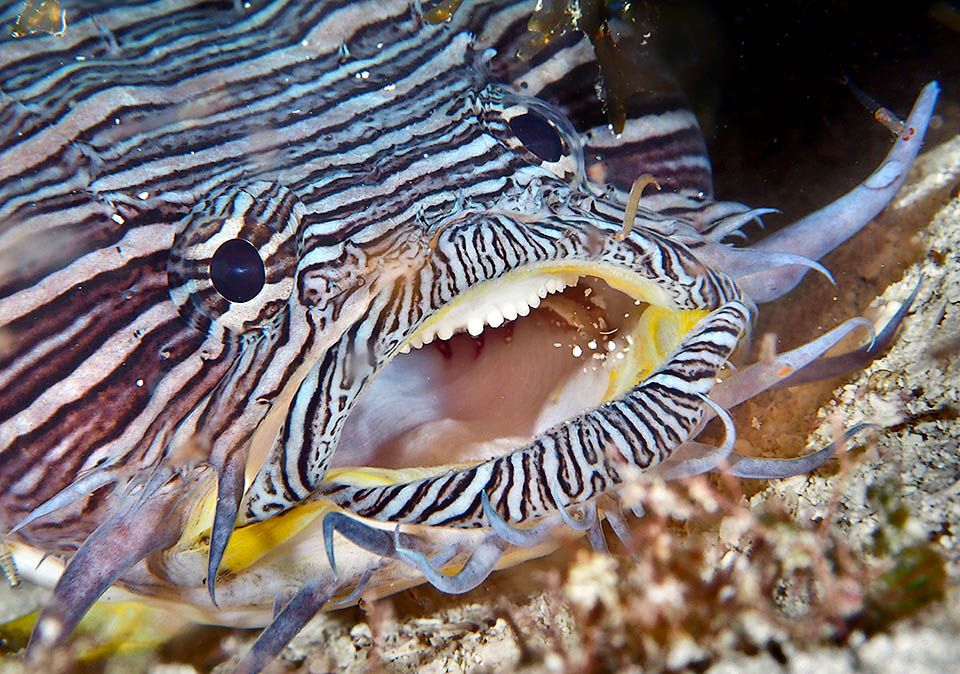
<box><xmin>482</xmin><ymin>89</ymin><xmax>583</xmax><ymax>182</ymax></box>
<box><xmin>210</xmin><ymin>238</ymin><xmax>266</xmax><ymax>303</ymax></box>
<box><xmin>509</xmin><ymin>112</ymin><xmax>563</xmax><ymax>163</ymax></box>
<box><xmin>168</xmin><ymin>182</ymin><xmax>304</xmax><ymax>336</ymax></box>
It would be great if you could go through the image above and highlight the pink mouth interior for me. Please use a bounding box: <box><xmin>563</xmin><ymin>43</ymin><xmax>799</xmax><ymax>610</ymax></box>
<box><xmin>336</xmin><ymin>279</ymin><xmax>643</xmax><ymax>470</ymax></box>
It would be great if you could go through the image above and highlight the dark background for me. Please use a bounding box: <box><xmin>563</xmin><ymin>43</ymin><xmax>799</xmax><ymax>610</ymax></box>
<box><xmin>676</xmin><ymin>0</ymin><xmax>959</xmax><ymax>225</ymax></box>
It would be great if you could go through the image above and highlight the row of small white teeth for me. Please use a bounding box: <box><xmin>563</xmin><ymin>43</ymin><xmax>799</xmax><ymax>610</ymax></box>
<box><xmin>398</xmin><ymin>277</ymin><xmax>575</xmax><ymax>354</ymax></box>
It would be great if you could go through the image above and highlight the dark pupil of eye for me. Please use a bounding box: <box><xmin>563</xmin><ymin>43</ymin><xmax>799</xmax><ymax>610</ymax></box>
<box><xmin>210</xmin><ymin>238</ymin><xmax>266</xmax><ymax>303</ymax></box>
<box><xmin>509</xmin><ymin>112</ymin><xmax>563</xmax><ymax>163</ymax></box>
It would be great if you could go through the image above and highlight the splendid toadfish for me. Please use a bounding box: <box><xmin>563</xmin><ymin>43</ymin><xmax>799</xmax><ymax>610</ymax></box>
<box><xmin>0</xmin><ymin>0</ymin><xmax>938</xmax><ymax>669</ymax></box>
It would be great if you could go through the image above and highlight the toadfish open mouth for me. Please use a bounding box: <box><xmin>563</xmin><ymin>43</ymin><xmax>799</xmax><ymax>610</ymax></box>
<box><xmin>331</xmin><ymin>264</ymin><xmax>710</xmax><ymax>478</ymax></box>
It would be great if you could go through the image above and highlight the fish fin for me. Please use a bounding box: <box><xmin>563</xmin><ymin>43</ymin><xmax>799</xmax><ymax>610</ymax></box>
<box><xmin>9</xmin><ymin>464</ymin><xmax>120</xmax><ymax>535</ymax></box>
<box><xmin>234</xmin><ymin>578</ymin><xmax>341</xmax><ymax>674</ymax></box>
<box><xmin>24</xmin><ymin>469</ymin><xmax>193</xmax><ymax>660</ymax></box>
<box><xmin>207</xmin><ymin>451</ymin><xmax>246</xmax><ymax>606</ymax></box>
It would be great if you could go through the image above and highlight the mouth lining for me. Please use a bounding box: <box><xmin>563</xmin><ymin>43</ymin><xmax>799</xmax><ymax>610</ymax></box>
<box><xmin>332</xmin><ymin>264</ymin><xmax>709</xmax><ymax>481</ymax></box>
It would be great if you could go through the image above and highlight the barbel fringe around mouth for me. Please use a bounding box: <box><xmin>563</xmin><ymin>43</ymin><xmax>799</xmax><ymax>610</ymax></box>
<box><xmin>0</xmin><ymin>0</ymin><xmax>940</xmax><ymax>670</ymax></box>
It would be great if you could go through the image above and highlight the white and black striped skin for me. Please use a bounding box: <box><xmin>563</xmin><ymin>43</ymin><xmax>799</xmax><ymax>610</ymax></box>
<box><xmin>0</xmin><ymin>0</ymin><xmax>938</xmax><ymax>666</ymax></box>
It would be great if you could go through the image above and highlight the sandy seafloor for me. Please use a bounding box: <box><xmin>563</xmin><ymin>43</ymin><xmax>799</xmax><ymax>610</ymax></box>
<box><xmin>0</xmin><ymin>139</ymin><xmax>956</xmax><ymax>674</ymax></box>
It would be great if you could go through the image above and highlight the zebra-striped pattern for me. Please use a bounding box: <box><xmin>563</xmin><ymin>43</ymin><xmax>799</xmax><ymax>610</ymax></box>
<box><xmin>241</xmin><ymin>209</ymin><xmax>743</xmax><ymax>521</ymax></box>
<box><xmin>320</xmin><ymin>300</ymin><xmax>749</xmax><ymax>526</ymax></box>
<box><xmin>0</xmin><ymin>0</ymin><xmax>747</xmax><ymax>584</ymax></box>
<box><xmin>167</xmin><ymin>181</ymin><xmax>304</xmax><ymax>337</ymax></box>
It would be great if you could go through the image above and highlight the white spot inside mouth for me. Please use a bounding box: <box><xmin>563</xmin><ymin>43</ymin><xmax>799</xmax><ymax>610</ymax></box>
<box><xmin>400</xmin><ymin>272</ymin><xmax>579</xmax><ymax>354</ymax></box>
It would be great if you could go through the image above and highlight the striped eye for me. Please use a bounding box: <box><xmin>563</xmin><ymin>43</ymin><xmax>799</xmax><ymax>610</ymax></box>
<box><xmin>167</xmin><ymin>182</ymin><xmax>304</xmax><ymax>336</ymax></box>
<box><xmin>482</xmin><ymin>87</ymin><xmax>583</xmax><ymax>183</ymax></box>
<box><xmin>509</xmin><ymin>112</ymin><xmax>563</xmax><ymax>163</ymax></box>
<box><xmin>210</xmin><ymin>238</ymin><xmax>267</xmax><ymax>303</ymax></box>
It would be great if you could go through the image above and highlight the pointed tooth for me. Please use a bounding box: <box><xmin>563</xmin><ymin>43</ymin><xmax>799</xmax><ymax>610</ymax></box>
<box><xmin>528</xmin><ymin>294</ymin><xmax>541</xmax><ymax>309</ymax></box>
<box><xmin>486</xmin><ymin>309</ymin><xmax>504</xmax><ymax>328</ymax></box>
<box><xmin>517</xmin><ymin>303</ymin><xmax>531</xmax><ymax>317</ymax></box>
<box><xmin>537</xmin><ymin>286</ymin><xmax>548</xmax><ymax>298</ymax></box>
<box><xmin>422</xmin><ymin>332</ymin><xmax>435</xmax><ymax>345</ymax></box>
<box><xmin>398</xmin><ymin>344</ymin><xmax>411</xmax><ymax>354</ymax></box>
<box><xmin>467</xmin><ymin>317</ymin><xmax>484</xmax><ymax>336</ymax></box>
<box><xmin>436</xmin><ymin>325</ymin><xmax>454</xmax><ymax>341</ymax></box>
<box><xmin>502</xmin><ymin>305</ymin><xmax>518</xmax><ymax>321</ymax></box>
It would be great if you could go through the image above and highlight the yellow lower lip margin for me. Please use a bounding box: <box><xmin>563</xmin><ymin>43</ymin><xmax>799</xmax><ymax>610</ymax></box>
<box><xmin>210</xmin><ymin>464</ymin><xmax>474</xmax><ymax>575</ymax></box>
